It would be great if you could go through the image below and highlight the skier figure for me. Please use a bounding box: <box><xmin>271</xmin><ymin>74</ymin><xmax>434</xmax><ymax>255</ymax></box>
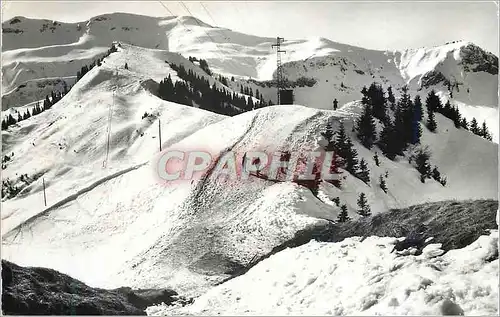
<box><xmin>333</xmin><ymin>98</ymin><xmax>338</xmax><ymax>110</ymax></box>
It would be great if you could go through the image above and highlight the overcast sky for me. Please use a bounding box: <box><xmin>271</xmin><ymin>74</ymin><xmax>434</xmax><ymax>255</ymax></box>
<box><xmin>2</xmin><ymin>1</ymin><xmax>499</xmax><ymax>55</ymax></box>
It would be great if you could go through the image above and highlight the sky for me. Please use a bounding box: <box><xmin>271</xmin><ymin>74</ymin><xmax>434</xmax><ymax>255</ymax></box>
<box><xmin>1</xmin><ymin>1</ymin><xmax>499</xmax><ymax>55</ymax></box>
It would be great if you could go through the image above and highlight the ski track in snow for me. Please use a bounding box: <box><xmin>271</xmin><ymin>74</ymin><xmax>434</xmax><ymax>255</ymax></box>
<box><xmin>188</xmin><ymin>112</ymin><xmax>260</xmax><ymax>211</ymax></box>
<box><xmin>3</xmin><ymin>161</ymin><xmax>147</xmax><ymax>239</ymax></box>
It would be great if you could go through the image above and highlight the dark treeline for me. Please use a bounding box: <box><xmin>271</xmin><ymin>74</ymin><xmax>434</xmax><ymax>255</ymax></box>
<box><xmin>188</xmin><ymin>56</ymin><xmax>212</xmax><ymax>76</ymax></box>
<box><xmin>2</xmin><ymin>88</ymin><xmax>68</xmax><ymax>130</ymax></box>
<box><xmin>159</xmin><ymin>62</ymin><xmax>273</xmax><ymax>116</ymax></box>
<box><xmin>321</xmin><ymin>82</ymin><xmax>490</xmax><ymax>222</ymax></box>
<box><xmin>188</xmin><ymin>56</ymin><xmax>267</xmax><ymax>102</ymax></box>
<box><xmin>425</xmin><ymin>89</ymin><xmax>492</xmax><ymax>141</ymax></box>
<box><xmin>76</xmin><ymin>43</ymin><xmax>118</xmax><ymax>82</ymax></box>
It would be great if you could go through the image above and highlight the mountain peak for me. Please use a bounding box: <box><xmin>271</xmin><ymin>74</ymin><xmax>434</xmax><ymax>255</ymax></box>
<box><xmin>173</xmin><ymin>15</ymin><xmax>213</xmax><ymax>28</ymax></box>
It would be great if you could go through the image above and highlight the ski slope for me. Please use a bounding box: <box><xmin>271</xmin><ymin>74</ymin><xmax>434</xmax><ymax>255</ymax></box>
<box><xmin>1</xmin><ymin>14</ymin><xmax>498</xmax><ymax>314</ymax></box>
<box><xmin>150</xmin><ymin>230</ymin><xmax>499</xmax><ymax>316</ymax></box>
<box><xmin>2</xmin><ymin>44</ymin><xmax>498</xmax><ymax>298</ymax></box>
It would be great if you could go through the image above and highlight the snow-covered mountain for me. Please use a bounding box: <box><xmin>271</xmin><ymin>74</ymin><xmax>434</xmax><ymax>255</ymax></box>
<box><xmin>1</xmin><ymin>12</ymin><xmax>498</xmax><ymax>315</ymax></box>
<box><xmin>2</xmin><ymin>13</ymin><xmax>498</xmax><ymax>140</ymax></box>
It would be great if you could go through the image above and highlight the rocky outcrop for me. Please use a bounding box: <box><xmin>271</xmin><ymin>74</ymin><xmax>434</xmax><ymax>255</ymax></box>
<box><xmin>217</xmin><ymin>199</ymin><xmax>499</xmax><ymax>286</ymax></box>
<box><xmin>1</xmin><ymin>260</ymin><xmax>184</xmax><ymax>315</ymax></box>
<box><xmin>460</xmin><ymin>43</ymin><xmax>498</xmax><ymax>75</ymax></box>
<box><xmin>420</xmin><ymin>70</ymin><xmax>450</xmax><ymax>89</ymax></box>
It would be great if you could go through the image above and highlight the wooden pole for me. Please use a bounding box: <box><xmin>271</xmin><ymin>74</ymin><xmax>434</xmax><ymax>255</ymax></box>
<box><xmin>43</xmin><ymin>178</ymin><xmax>47</xmax><ymax>206</ymax></box>
<box><xmin>159</xmin><ymin>119</ymin><xmax>162</xmax><ymax>152</ymax></box>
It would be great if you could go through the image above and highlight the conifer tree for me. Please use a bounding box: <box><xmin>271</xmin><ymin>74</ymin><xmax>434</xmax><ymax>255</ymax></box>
<box><xmin>44</xmin><ymin>95</ymin><xmax>51</xmax><ymax>110</ymax></box>
<box><xmin>393</xmin><ymin>85</ymin><xmax>414</xmax><ymax>148</ymax></box>
<box><xmin>379</xmin><ymin>175</ymin><xmax>387</xmax><ymax>193</ymax></box>
<box><xmin>361</xmin><ymin>86</ymin><xmax>369</xmax><ymax>105</ymax></box>
<box><xmin>356</xmin><ymin>105</ymin><xmax>377</xmax><ymax>149</ymax></box>
<box><xmin>357</xmin><ymin>158</ymin><xmax>370</xmax><ymax>184</ymax></box>
<box><xmin>414</xmin><ymin>148</ymin><xmax>431</xmax><ymax>183</ymax></box>
<box><xmin>460</xmin><ymin>117</ymin><xmax>468</xmax><ymax>130</ymax></box>
<box><xmin>373</xmin><ymin>152</ymin><xmax>380</xmax><ymax>166</ymax></box>
<box><xmin>337</xmin><ymin>204</ymin><xmax>350</xmax><ymax>222</ymax></box>
<box><xmin>367</xmin><ymin>82</ymin><xmax>387</xmax><ymax>122</ymax></box>
<box><xmin>426</xmin><ymin>110</ymin><xmax>437</xmax><ymax>132</ymax></box>
<box><xmin>413</xmin><ymin>95</ymin><xmax>423</xmax><ymax>121</ymax></box>
<box><xmin>470</xmin><ymin>118</ymin><xmax>480</xmax><ymax>135</ymax></box>
<box><xmin>425</xmin><ymin>90</ymin><xmax>442</xmax><ymax>113</ymax></box>
<box><xmin>7</xmin><ymin>114</ymin><xmax>16</xmax><ymax>126</ymax></box>
<box><xmin>357</xmin><ymin>192</ymin><xmax>371</xmax><ymax>217</ymax></box>
<box><xmin>333</xmin><ymin>122</ymin><xmax>348</xmax><ymax>153</ymax></box>
<box><xmin>248</xmin><ymin>97</ymin><xmax>254</xmax><ymax>110</ymax></box>
<box><xmin>344</xmin><ymin>138</ymin><xmax>359</xmax><ymax>174</ymax></box>
<box><xmin>1</xmin><ymin>120</ymin><xmax>7</xmax><ymax>130</ymax></box>
<box><xmin>443</xmin><ymin>100</ymin><xmax>452</xmax><ymax>117</ymax></box>
<box><xmin>387</xmin><ymin>86</ymin><xmax>396</xmax><ymax>109</ymax></box>
<box><xmin>321</xmin><ymin>121</ymin><xmax>335</xmax><ymax>145</ymax></box>
<box><xmin>17</xmin><ymin>113</ymin><xmax>22</xmax><ymax>122</ymax></box>
<box><xmin>431</xmin><ymin>166</ymin><xmax>441</xmax><ymax>182</ymax></box>
<box><xmin>378</xmin><ymin>121</ymin><xmax>398</xmax><ymax>160</ymax></box>
<box><xmin>331</xmin><ymin>196</ymin><xmax>340</xmax><ymax>207</ymax></box>
<box><xmin>480</xmin><ymin>121</ymin><xmax>492</xmax><ymax>141</ymax></box>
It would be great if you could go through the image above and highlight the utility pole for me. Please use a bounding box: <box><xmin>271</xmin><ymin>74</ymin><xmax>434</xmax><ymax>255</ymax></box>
<box><xmin>103</xmin><ymin>87</ymin><xmax>115</xmax><ymax>169</ymax></box>
<box><xmin>42</xmin><ymin>178</ymin><xmax>47</xmax><ymax>206</ymax></box>
<box><xmin>158</xmin><ymin>119</ymin><xmax>162</xmax><ymax>152</ymax></box>
<box><xmin>272</xmin><ymin>37</ymin><xmax>286</xmax><ymax>105</ymax></box>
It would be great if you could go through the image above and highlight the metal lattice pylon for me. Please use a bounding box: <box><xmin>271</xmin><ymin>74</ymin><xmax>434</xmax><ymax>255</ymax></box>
<box><xmin>272</xmin><ymin>37</ymin><xmax>286</xmax><ymax>105</ymax></box>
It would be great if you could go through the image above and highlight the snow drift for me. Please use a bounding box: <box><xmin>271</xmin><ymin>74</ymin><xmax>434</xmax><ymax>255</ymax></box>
<box><xmin>149</xmin><ymin>230</ymin><xmax>499</xmax><ymax>316</ymax></box>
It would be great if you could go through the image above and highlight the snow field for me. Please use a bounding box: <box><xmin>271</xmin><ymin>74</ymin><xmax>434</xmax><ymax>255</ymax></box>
<box><xmin>149</xmin><ymin>230</ymin><xmax>499</xmax><ymax>316</ymax></box>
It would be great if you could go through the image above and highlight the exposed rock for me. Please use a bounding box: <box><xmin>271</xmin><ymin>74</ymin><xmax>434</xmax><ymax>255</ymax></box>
<box><xmin>1</xmin><ymin>260</ymin><xmax>181</xmax><ymax>315</ymax></box>
<box><xmin>440</xmin><ymin>299</ymin><xmax>464</xmax><ymax>315</ymax></box>
<box><xmin>460</xmin><ymin>44</ymin><xmax>498</xmax><ymax>75</ymax></box>
<box><xmin>420</xmin><ymin>70</ymin><xmax>450</xmax><ymax>89</ymax></box>
<box><xmin>218</xmin><ymin>199</ymin><xmax>498</xmax><ymax>286</ymax></box>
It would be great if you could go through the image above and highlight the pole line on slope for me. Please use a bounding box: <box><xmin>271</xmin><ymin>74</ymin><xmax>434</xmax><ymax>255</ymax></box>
<box><xmin>42</xmin><ymin>178</ymin><xmax>47</xmax><ymax>206</ymax></box>
<box><xmin>157</xmin><ymin>0</ymin><xmax>264</xmax><ymax>108</ymax></box>
<box><xmin>200</xmin><ymin>2</ymin><xmax>230</xmax><ymax>41</ymax></box>
<box><xmin>199</xmin><ymin>1</ymin><xmax>270</xmax><ymax>86</ymax></box>
<box><xmin>180</xmin><ymin>1</ymin><xmax>248</xmax><ymax>75</ymax></box>
<box><xmin>162</xmin><ymin>0</ymin><xmax>255</xmax><ymax>80</ymax></box>
<box><xmin>158</xmin><ymin>118</ymin><xmax>162</xmax><ymax>152</ymax></box>
<box><xmin>103</xmin><ymin>87</ymin><xmax>114</xmax><ymax>169</ymax></box>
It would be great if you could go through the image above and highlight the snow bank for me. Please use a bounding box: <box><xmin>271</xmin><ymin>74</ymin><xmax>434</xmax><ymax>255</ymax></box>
<box><xmin>150</xmin><ymin>230</ymin><xmax>499</xmax><ymax>316</ymax></box>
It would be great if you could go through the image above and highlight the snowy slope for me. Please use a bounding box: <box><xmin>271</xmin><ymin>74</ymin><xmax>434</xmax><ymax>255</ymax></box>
<box><xmin>151</xmin><ymin>230</ymin><xmax>498</xmax><ymax>316</ymax></box>
<box><xmin>260</xmin><ymin>40</ymin><xmax>498</xmax><ymax>140</ymax></box>
<box><xmin>1</xmin><ymin>14</ymin><xmax>498</xmax><ymax>307</ymax></box>
<box><xmin>3</xmin><ymin>14</ymin><xmax>497</xmax><ymax>141</ymax></box>
<box><xmin>5</xmin><ymin>14</ymin><xmax>496</xmax><ymax>108</ymax></box>
<box><xmin>2</xmin><ymin>45</ymin><xmax>498</xmax><ymax>298</ymax></box>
